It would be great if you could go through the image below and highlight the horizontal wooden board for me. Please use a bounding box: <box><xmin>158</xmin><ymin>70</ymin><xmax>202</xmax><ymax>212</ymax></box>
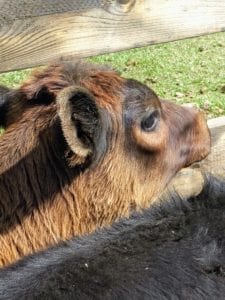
<box><xmin>0</xmin><ymin>0</ymin><xmax>102</xmax><ymax>23</ymax></box>
<box><xmin>0</xmin><ymin>0</ymin><xmax>225</xmax><ymax>72</ymax></box>
<box><xmin>164</xmin><ymin>116</ymin><xmax>225</xmax><ymax>200</ymax></box>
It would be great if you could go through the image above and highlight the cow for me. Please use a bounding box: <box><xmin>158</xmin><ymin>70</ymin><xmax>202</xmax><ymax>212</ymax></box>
<box><xmin>0</xmin><ymin>61</ymin><xmax>210</xmax><ymax>267</ymax></box>
<box><xmin>0</xmin><ymin>176</ymin><xmax>224</xmax><ymax>299</ymax></box>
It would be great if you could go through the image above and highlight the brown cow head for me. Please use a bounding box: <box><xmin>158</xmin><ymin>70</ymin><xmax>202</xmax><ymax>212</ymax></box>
<box><xmin>0</xmin><ymin>61</ymin><xmax>210</xmax><ymax>213</ymax></box>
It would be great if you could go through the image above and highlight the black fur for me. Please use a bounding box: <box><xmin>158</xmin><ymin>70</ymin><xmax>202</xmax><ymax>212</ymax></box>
<box><xmin>0</xmin><ymin>85</ymin><xmax>11</xmax><ymax>127</ymax></box>
<box><xmin>69</xmin><ymin>89</ymin><xmax>107</xmax><ymax>162</ymax></box>
<box><xmin>0</xmin><ymin>176</ymin><xmax>225</xmax><ymax>300</ymax></box>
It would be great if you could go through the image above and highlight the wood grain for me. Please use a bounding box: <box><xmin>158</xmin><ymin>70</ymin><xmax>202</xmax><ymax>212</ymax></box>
<box><xmin>164</xmin><ymin>116</ymin><xmax>225</xmax><ymax>200</ymax></box>
<box><xmin>0</xmin><ymin>0</ymin><xmax>225</xmax><ymax>72</ymax></box>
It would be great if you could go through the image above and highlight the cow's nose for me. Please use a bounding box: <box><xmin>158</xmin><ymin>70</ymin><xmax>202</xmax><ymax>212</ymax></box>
<box><xmin>185</xmin><ymin>109</ymin><xmax>211</xmax><ymax>166</ymax></box>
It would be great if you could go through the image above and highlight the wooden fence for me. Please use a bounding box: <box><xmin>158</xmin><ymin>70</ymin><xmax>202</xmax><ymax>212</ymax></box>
<box><xmin>0</xmin><ymin>0</ymin><xmax>225</xmax><ymax>198</ymax></box>
<box><xmin>1</xmin><ymin>0</ymin><xmax>225</xmax><ymax>72</ymax></box>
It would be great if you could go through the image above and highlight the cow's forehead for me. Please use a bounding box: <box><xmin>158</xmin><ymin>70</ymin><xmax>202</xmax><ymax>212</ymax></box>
<box><xmin>124</xmin><ymin>79</ymin><xmax>159</xmax><ymax>103</ymax></box>
<box><xmin>59</xmin><ymin>61</ymin><xmax>117</xmax><ymax>83</ymax></box>
<box><xmin>19</xmin><ymin>61</ymin><xmax>160</xmax><ymax>114</ymax></box>
<box><xmin>123</xmin><ymin>79</ymin><xmax>161</xmax><ymax>122</ymax></box>
<box><xmin>69</xmin><ymin>64</ymin><xmax>160</xmax><ymax>112</ymax></box>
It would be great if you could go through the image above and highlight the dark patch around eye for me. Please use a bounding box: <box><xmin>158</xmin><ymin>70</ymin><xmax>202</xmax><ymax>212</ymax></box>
<box><xmin>141</xmin><ymin>110</ymin><xmax>159</xmax><ymax>132</ymax></box>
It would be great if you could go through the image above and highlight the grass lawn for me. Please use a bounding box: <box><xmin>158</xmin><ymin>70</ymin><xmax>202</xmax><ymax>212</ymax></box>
<box><xmin>1</xmin><ymin>32</ymin><xmax>225</xmax><ymax>118</ymax></box>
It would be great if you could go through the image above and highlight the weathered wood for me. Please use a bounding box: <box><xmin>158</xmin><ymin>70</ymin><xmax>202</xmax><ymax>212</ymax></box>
<box><xmin>164</xmin><ymin>116</ymin><xmax>225</xmax><ymax>200</ymax></box>
<box><xmin>0</xmin><ymin>0</ymin><xmax>225</xmax><ymax>72</ymax></box>
<box><xmin>201</xmin><ymin>116</ymin><xmax>225</xmax><ymax>178</ymax></box>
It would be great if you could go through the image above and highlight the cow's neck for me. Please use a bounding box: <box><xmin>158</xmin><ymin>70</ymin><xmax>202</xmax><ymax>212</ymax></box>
<box><xmin>0</xmin><ymin>109</ymin><xmax>128</xmax><ymax>266</ymax></box>
<box><xmin>0</xmin><ymin>127</ymin><xmax>131</xmax><ymax>267</ymax></box>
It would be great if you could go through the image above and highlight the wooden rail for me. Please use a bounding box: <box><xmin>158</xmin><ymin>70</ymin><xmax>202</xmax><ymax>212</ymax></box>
<box><xmin>0</xmin><ymin>0</ymin><xmax>225</xmax><ymax>72</ymax></box>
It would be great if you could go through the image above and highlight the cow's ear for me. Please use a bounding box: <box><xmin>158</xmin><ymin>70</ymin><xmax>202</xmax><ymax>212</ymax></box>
<box><xmin>0</xmin><ymin>85</ymin><xmax>12</xmax><ymax>128</ymax></box>
<box><xmin>57</xmin><ymin>86</ymin><xmax>106</xmax><ymax>164</ymax></box>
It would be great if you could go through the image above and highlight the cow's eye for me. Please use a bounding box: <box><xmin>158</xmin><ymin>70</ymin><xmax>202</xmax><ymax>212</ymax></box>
<box><xmin>141</xmin><ymin>109</ymin><xmax>159</xmax><ymax>132</ymax></box>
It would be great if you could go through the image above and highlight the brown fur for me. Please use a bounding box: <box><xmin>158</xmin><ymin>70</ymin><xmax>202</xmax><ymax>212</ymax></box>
<box><xmin>0</xmin><ymin>61</ymin><xmax>210</xmax><ymax>267</ymax></box>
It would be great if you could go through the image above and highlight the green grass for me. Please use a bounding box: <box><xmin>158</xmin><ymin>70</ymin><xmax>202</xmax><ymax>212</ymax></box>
<box><xmin>1</xmin><ymin>32</ymin><xmax>225</xmax><ymax>118</ymax></box>
<box><xmin>0</xmin><ymin>69</ymin><xmax>32</xmax><ymax>88</ymax></box>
